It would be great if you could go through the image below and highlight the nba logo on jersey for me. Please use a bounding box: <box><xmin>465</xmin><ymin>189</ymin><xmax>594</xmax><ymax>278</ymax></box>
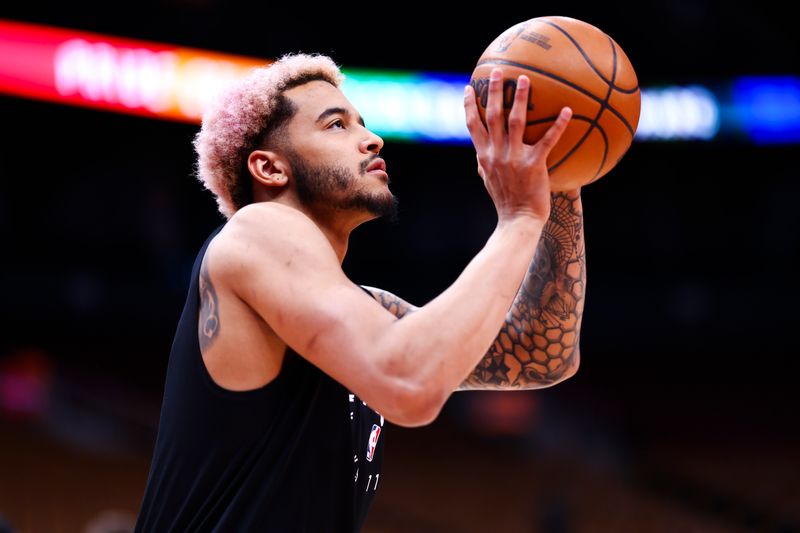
<box><xmin>366</xmin><ymin>424</ymin><xmax>381</xmax><ymax>462</ymax></box>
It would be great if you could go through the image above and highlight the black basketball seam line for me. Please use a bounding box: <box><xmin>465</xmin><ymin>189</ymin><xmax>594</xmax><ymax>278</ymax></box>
<box><xmin>539</xmin><ymin>18</ymin><xmax>640</xmax><ymax>95</ymax></box>
<box><xmin>527</xmin><ymin>115</ymin><xmax>594</xmax><ymax>126</ymax></box>
<box><xmin>585</xmin><ymin>125</ymin><xmax>609</xmax><ymax>185</ymax></box>
<box><xmin>590</xmin><ymin>37</ymin><xmax>615</xmax><ymax>178</ymax></box>
<box><xmin>476</xmin><ymin>58</ymin><xmax>635</xmax><ymax>137</ymax></box>
<box><xmin>547</xmin><ymin>36</ymin><xmax>614</xmax><ymax>177</ymax></box>
<box><xmin>527</xmin><ymin>115</ymin><xmax>609</xmax><ymax>175</ymax></box>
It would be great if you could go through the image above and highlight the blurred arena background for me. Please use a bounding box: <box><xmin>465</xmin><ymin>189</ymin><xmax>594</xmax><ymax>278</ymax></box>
<box><xmin>1</xmin><ymin>1</ymin><xmax>798</xmax><ymax>531</ymax></box>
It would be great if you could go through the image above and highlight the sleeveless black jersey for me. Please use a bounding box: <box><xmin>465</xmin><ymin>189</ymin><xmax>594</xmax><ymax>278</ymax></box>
<box><xmin>135</xmin><ymin>223</ymin><xmax>386</xmax><ymax>532</ymax></box>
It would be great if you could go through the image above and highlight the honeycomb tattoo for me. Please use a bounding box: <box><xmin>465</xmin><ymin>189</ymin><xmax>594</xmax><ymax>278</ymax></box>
<box><xmin>363</xmin><ymin>191</ymin><xmax>586</xmax><ymax>390</ymax></box>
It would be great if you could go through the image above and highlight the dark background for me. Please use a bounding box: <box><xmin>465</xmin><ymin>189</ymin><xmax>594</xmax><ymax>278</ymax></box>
<box><xmin>1</xmin><ymin>1</ymin><xmax>798</xmax><ymax>532</ymax></box>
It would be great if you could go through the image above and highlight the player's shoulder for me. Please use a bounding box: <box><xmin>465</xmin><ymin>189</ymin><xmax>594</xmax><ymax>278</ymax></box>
<box><xmin>205</xmin><ymin>202</ymin><xmax>336</xmax><ymax>280</ymax></box>
<box><xmin>212</xmin><ymin>202</ymin><xmax>326</xmax><ymax>253</ymax></box>
<box><xmin>227</xmin><ymin>202</ymin><xmax>319</xmax><ymax>237</ymax></box>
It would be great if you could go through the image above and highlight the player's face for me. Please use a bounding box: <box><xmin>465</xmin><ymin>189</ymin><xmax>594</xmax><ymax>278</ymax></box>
<box><xmin>282</xmin><ymin>80</ymin><xmax>397</xmax><ymax>221</ymax></box>
<box><xmin>284</xmin><ymin>146</ymin><xmax>398</xmax><ymax>222</ymax></box>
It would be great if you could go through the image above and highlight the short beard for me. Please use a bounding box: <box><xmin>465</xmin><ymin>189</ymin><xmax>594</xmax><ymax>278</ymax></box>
<box><xmin>287</xmin><ymin>148</ymin><xmax>399</xmax><ymax>223</ymax></box>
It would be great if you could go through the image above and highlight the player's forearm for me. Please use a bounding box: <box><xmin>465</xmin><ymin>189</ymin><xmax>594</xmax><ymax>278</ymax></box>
<box><xmin>376</xmin><ymin>216</ymin><xmax>545</xmax><ymax>418</ymax></box>
<box><xmin>516</xmin><ymin>190</ymin><xmax>585</xmax><ymax>378</ymax></box>
<box><xmin>461</xmin><ymin>189</ymin><xmax>586</xmax><ymax>389</ymax></box>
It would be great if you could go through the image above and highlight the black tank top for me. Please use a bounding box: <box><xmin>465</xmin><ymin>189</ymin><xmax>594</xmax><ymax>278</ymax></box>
<box><xmin>135</xmin><ymin>223</ymin><xmax>385</xmax><ymax>532</ymax></box>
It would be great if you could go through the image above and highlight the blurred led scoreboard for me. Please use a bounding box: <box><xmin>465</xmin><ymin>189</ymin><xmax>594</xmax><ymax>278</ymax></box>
<box><xmin>1</xmin><ymin>19</ymin><xmax>798</xmax><ymax>144</ymax></box>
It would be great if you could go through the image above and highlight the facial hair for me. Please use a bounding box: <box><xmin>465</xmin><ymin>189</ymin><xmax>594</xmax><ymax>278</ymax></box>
<box><xmin>287</xmin><ymin>149</ymin><xmax>399</xmax><ymax>223</ymax></box>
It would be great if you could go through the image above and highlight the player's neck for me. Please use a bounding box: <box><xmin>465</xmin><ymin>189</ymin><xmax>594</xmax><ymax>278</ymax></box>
<box><xmin>268</xmin><ymin>195</ymin><xmax>371</xmax><ymax>264</ymax></box>
<box><xmin>304</xmin><ymin>206</ymin><xmax>376</xmax><ymax>265</ymax></box>
<box><xmin>255</xmin><ymin>192</ymin><xmax>377</xmax><ymax>264</ymax></box>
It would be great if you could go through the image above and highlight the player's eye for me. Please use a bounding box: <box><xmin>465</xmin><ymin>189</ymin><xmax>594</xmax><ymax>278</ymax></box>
<box><xmin>329</xmin><ymin>118</ymin><xmax>345</xmax><ymax>129</ymax></box>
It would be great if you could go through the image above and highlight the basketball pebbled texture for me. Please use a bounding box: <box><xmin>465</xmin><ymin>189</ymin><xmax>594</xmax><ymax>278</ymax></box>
<box><xmin>470</xmin><ymin>16</ymin><xmax>641</xmax><ymax>190</ymax></box>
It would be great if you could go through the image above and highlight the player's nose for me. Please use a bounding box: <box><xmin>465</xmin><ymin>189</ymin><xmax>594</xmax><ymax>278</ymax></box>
<box><xmin>360</xmin><ymin>128</ymin><xmax>384</xmax><ymax>154</ymax></box>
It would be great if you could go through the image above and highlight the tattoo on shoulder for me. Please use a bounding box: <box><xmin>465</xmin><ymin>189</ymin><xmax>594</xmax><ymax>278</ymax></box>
<box><xmin>198</xmin><ymin>256</ymin><xmax>220</xmax><ymax>351</ymax></box>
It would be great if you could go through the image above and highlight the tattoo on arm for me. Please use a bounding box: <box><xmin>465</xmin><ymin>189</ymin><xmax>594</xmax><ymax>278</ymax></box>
<box><xmin>362</xmin><ymin>191</ymin><xmax>585</xmax><ymax>392</ymax></box>
<box><xmin>198</xmin><ymin>256</ymin><xmax>220</xmax><ymax>351</ymax></box>
<box><xmin>460</xmin><ymin>190</ymin><xmax>586</xmax><ymax>389</ymax></box>
<box><xmin>370</xmin><ymin>288</ymin><xmax>416</xmax><ymax>319</ymax></box>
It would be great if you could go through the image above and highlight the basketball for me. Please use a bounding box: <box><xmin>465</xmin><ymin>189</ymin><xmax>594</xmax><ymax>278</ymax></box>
<box><xmin>469</xmin><ymin>16</ymin><xmax>641</xmax><ymax>190</ymax></box>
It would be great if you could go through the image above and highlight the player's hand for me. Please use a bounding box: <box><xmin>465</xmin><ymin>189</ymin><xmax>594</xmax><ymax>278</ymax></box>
<box><xmin>464</xmin><ymin>67</ymin><xmax>572</xmax><ymax>226</ymax></box>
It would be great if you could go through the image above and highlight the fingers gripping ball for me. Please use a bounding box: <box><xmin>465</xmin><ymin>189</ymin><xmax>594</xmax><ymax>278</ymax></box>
<box><xmin>470</xmin><ymin>16</ymin><xmax>641</xmax><ymax>190</ymax></box>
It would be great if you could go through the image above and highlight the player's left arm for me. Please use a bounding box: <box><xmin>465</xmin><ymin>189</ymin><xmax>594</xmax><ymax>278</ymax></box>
<box><xmin>363</xmin><ymin>189</ymin><xmax>585</xmax><ymax>391</ymax></box>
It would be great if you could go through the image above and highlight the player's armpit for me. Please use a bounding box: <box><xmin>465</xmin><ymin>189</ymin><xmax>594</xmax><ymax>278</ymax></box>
<box><xmin>204</xmin><ymin>203</ymin><xmax>437</xmax><ymax>427</ymax></box>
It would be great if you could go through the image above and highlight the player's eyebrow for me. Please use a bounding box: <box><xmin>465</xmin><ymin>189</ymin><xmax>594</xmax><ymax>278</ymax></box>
<box><xmin>315</xmin><ymin>107</ymin><xmax>366</xmax><ymax>128</ymax></box>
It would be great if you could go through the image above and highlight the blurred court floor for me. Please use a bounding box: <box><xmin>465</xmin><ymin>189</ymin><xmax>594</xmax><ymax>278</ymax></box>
<box><xmin>2</xmin><ymin>396</ymin><xmax>798</xmax><ymax>533</ymax></box>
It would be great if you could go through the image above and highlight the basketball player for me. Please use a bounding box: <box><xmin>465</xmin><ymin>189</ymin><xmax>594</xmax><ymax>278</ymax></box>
<box><xmin>135</xmin><ymin>53</ymin><xmax>585</xmax><ymax>532</ymax></box>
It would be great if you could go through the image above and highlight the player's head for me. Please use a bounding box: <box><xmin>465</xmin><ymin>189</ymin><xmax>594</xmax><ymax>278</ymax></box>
<box><xmin>193</xmin><ymin>52</ymin><xmax>397</xmax><ymax>222</ymax></box>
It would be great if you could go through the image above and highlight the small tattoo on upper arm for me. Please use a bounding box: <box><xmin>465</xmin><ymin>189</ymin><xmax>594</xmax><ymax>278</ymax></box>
<box><xmin>363</xmin><ymin>286</ymin><xmax>416</xmax><ymax>319</ymax></box>
<box><xmin>374</xmin><ymin>290</ymin><xmax>415</xmax><ymax>319</ymax></box>
<box><xmin>198</xmin><ymin>256</ymin><xmax>220</xmax><ymax>351</ymax></box>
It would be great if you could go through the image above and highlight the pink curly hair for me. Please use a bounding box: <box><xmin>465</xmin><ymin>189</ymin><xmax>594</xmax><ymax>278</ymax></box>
<box><xmin>192</xmin><ymin>52</ymin><xmax>346</xmax><ymax>219</ymax></box>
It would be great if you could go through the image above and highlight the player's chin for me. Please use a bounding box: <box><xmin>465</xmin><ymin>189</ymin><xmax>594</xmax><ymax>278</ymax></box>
<box><xmin>366</xmin><ymin>180</ymin><xmax>393</xmax><ymax>201</ymax></box>
<box><xmin>375</xmin><ymin>193</ymin><xmax>399</xmax><ymax>223</ymax></box>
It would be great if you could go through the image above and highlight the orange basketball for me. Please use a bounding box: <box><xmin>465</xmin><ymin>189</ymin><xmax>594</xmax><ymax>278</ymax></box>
<box><xmin>469</xmin><ymin>16</ymin><xmax>641</xmax><ymax>190</ymax></box>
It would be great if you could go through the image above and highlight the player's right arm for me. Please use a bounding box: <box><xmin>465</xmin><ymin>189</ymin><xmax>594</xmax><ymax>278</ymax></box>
<box><xmin>206</xmin><ymin>203</ymin><xmax>543</xmax><ymax>428</ymax></box>
<box><xmin>208</xmin><ymin>67</ymin><xmax>571</xmax><ymax>428</ymax></box>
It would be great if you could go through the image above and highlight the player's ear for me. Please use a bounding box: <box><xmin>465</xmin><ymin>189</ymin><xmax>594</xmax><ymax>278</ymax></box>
<box><xmin>248</xmin><ymin>149</ymin><xmax>289</xmax><ymax>188</ymax></box>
